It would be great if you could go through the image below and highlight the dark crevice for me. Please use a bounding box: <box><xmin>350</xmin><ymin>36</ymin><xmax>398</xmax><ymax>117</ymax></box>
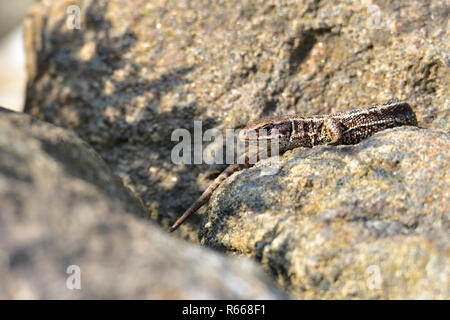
<box><xmin>288</xmin><ymin>27</ymin><xmax>332</xmax><ymax>73</ymax></box>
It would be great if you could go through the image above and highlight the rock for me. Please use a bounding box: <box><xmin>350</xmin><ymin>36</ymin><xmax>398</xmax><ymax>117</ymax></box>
<box><xmin>201</xmin><ymin>126</ymin><xmax>449</xmax><ymax>299</ymax></box>
<box><xmin>24</xmin><ymin>0</ymin><xmax>450</xmax><ymax>240</ymax></box>
<box><xmin>22</xmin><ymin>0</ymin><xmax>449</xmax><ymax>298</ymax></box>
<box><xmin>0</xmin><ymin>108</ymin><xmax>286</xmax><ymax>299</ymax></box>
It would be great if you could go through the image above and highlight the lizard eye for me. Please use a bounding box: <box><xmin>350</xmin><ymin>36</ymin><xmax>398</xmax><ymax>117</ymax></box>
<box><xmin>265</xmin><ymin>122</ymin><xmax>291</xmax><ymax>136</ymax></box>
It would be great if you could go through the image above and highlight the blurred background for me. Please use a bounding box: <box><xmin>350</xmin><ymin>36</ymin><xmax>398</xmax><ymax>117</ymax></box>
<box><xmin>0</xmin><ymin>0</ymin><xmax>34</xmax><ymax>112</ymax></box>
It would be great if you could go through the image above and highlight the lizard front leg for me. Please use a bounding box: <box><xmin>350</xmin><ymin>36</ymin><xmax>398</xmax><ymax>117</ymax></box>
<box><xmin>325</xmin><ymin>117</ymin><xmax>344</xmax><ymax>145</ymax></box>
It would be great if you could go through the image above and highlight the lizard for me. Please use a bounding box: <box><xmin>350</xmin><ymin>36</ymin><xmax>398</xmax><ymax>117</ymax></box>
<box><xmin>169</xmin><ymin>99</ymin><xmax>417</xmax><ymax>232</ymax></box>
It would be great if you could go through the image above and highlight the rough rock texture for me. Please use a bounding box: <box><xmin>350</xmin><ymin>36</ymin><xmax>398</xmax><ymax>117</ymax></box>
<box><xmin>201</xmin><ymin>126</ymin><xmax>449</xmax><ymax>299</ymax></box>
<box><xmin>0</xmin><ymin>108</ymin><xmax>285</xmax><ymax>299</ymax></box>
<box><xmin>23</xmin><ymin>0</ymin><xmax>449</xmax><ymax>298</ymax></box>
<box><xmin>24</xmin><ymin>0</ymin><xmax>450</xmax><ymax>241</ymax></box>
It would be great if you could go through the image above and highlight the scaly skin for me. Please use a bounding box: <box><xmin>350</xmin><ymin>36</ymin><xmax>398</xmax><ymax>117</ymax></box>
<box><xmin>170</xmin><ymin>99</ymin><xmax>417</xmax><ymax>232</ymax></box>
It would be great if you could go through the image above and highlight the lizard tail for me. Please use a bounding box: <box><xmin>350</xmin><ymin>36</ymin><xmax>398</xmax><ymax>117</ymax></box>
<box><xmin>169</xmin><ymin>162</ymin><xmax>250</xmax><ymax>232</ymax></box>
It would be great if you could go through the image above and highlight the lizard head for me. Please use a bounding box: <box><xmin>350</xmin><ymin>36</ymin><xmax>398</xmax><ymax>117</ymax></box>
<box><xmin>238</xmin><ymin>116</ymin><xmax>293</xmax><ymax>142</ymax></box>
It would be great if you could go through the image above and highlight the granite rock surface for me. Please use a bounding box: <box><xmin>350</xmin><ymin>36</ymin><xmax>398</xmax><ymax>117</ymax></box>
<box><xmin>0</xmin><ymin>108</ymin><xmax>285</xmax><ymax>299</ymax></box>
